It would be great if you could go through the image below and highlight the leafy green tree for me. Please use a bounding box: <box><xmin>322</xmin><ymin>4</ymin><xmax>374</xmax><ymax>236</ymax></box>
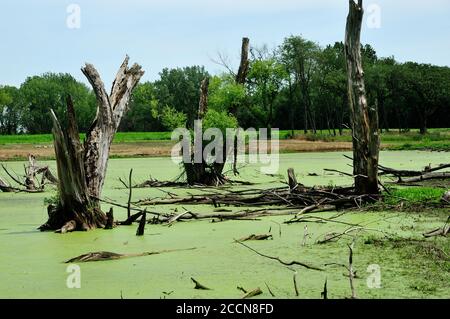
<box><xmin>208</xmin><ymin>74</ymin><xmax>246</xmax><ymax>113</ymax></box>
<box><xmin>154</xmin><ymin>66</ymin><xmax>209</xmax><ymax>128</ymax></box>
<box><xmin>0</xmin><ymin>86</ymin><xmax>22</xmax><ymax>134</ymax></box>
<box><xmin>19</xmin><ymin>73</ymin><xmax>96</xmax><ymax>133</ymax></box>
<box><xmin>160</xmin><ymin>105</ymin><xmax>187</xmax><ymax>131</ymax></box>
<box><xmin>248</xmin><ymin>54</ymin><xmax>287</xmax><ymax>134</ymax></box>
<box><xmin>120</xmin><ymin>82</ymin><xmax>160</xmax><ymax>131</ymax></box>
<box><xmin>280</xmin><ymin>36</ymin><xmax>321</xmax><ymax>133</ymax></box>
<box><xmin>398</xmin><ymin>62</ymin><xmax>450</xmax><ymax>134</ymax></box>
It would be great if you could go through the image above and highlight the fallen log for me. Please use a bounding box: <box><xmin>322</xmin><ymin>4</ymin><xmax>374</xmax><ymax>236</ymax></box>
<box><xmin>65</xmin><ymin>247</ymin><xmax>196</xmax><ymax>263</ymax></box>
<box><xmin>379</xmin><ymin>163</ymin><xmax>450</xmax><ymax>178</ymax></box>
<box><xmin>236</xmin><ymin>234</ymin><xmax>273</xmax><ymax>242</ymax></box>
<box><xmin>398</xmin><ymin>172</ymin><xmax>450</xmax><ymax>184</ymax></box>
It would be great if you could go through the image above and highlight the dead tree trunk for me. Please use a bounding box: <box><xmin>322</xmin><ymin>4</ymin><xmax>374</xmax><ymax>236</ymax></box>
<box><xmin>39</xmin><ymin>56</ymin><xmax>144</xmax><ymax>232</ymax></box>
<box><xmin>183</xmin><ymin>38</ymin><xmax>249</xmax><ymax>185</ymax></box>
<box><xmin>345</xmin><ymin>0</ymin><xmax>380</xmax><ymax>195</ymax></box>
<box><xmin>184</xmin><ymin>78</ymin><xmax>226</xmax><ymax>186</ymax></box>
<box><xmin>230</xmin><ymin>37</ymin><xmax>250</xmax><ymax>175</ymax></box>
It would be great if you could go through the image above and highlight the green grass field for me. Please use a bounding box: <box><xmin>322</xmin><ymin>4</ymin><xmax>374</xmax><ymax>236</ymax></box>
<box><xmin>1</xmin><ymin>129</ymin><xmax>449</xmax><ymax>151</ymax></box>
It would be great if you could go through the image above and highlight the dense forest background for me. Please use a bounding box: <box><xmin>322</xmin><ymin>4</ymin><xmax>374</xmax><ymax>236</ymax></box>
<box><xmin>1</xmin><ymin>35</ymin><xmax>449</xmax><ymax>136</ymax></box>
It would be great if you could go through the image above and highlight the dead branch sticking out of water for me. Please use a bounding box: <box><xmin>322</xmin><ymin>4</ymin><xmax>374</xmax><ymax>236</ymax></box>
<box><xmin>136</xmin><ymin>210</ymin><xmax>147</xmax><ymax>236</ymax></box>
<box><xmin>265</xmin><ymin>282</ymin><xmax>276</xmax><ymax>297</ymax></box>
<box><xmin>321</xmin><ymin>278</ymin><xmax>328</xmax><ymax>299</ymax></box>
<box><xmin>378</xmin><ymin>163</ymin><xmax>450</xmax><ymax>183</ymax></box>
<box><xmin>236</xmin><ymin>240</ymin><xmax>323</xmax><ymax>271</ymax></box>
<box><xmin>292</xmin><ymin>270</ymin><xmax>299</xmax><ymax>296</ymax></box>
<box><xmin>191</xmin><ymin>277</ymin><xmax>211</xmax><ymax>290</ymax></box>
<box><xmin>242</xmin><ymin>287</ymin><xmax>262</xmax><ymax>299</ymax></box>
<box><xmin>324</xmin><ymin>239</ymin><xmax>357</xmax><ymax>299</ymax></box>
<box><xmin>423</xmin><ymin>216</ymin><xmax>450</xmax><ymax>238</ymax></box>
<box><xmin>135</xmin><ymin>169</ymin><xmax>379</xmax><ymax>213</ymax></box>
<box><xmin>1</xmin><ymin>155</ymin><xmax>57</xmax><ymax>193</ymax></box>
<box><xmin>65</xmin><ymin>247</ymin><xmax>197</xmax><ymax>263</ymax></box>
<box><xmin>316</xmin><ymin>225</ymin><xmax>390</xmax><ymax>244</ymax></box>
<box><xmin>236</xmin><ymin>234</ymin><xmax>273</xmax><ymax>242</ymax></box>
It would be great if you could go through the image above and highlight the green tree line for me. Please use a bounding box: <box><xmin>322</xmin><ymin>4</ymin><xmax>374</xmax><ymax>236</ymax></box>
<box><xmin>1</xmin><ymin>35</ymin><xmax>449</xmax><ymax>135</ymax></box>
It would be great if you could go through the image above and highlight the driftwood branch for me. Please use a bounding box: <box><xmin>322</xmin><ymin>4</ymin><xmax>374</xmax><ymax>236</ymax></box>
<box><xmin>236</xmin><ymin>240</ymin><xmax>323</xmax><ymax>271</ymax></box>
<box><xmin>65</xmin><ymin>247</ymin><xmax>196</xmax><ymax>263</ymax></box>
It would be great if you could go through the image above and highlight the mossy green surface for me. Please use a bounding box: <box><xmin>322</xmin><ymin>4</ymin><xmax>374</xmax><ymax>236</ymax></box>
<box><xmin>0</xmin><ymin>152</ymin><xmax>448</xmax><ymax>298</ymax></box>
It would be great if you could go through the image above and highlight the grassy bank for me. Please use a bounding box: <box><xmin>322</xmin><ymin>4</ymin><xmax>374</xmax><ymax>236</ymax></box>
<box><xmin>1</xmin><ymin>128</ymin><xmax>449</xmax><ymax>146</ymax></box>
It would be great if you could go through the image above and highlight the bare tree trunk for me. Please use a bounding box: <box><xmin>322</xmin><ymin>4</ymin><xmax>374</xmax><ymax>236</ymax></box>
<box><xmin>39</xmin><ymin>57</ymin><xmax>144</xmax><ymax>232</ymax></box>
<box><xmin>235</xmin><ymin>38</ymin><xmax>250</xmax><ymax>86</ymax></box>
<box><xmin>345</xmin><ymin>0</ymin><xmax>380</xmax><ymax>195</ymax></box>
<box><xmin>183</xmin><ymin>78</ymin><xmax>227</xmax><ymax>186</ymax></box>
<box><xmin>184</xmin><ymin>38</ymin><xmax>250</xmax><ymax>185</ymax></box>
<box><xmin>232</xmin><ymin>37</ymin><xmax>250</xmax><ymax>174</ymax></box>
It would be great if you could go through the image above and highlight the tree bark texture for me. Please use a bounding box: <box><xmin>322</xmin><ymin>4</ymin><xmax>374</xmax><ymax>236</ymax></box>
<box><xmin>345</xmin><ymin>0</ymin><xmax>380</xmax><ymax>194</ymax></box>
<box><xmin>39</xmin><ymin>56</ymin><xmax>144</xmax><ymax>232</ymax></box>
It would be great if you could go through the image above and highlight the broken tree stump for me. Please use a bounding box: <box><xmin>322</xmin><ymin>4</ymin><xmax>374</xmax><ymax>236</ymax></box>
<box><xmin>287</xmin><ymin>168</ymin><xmax>298</xmax><ymax>191</ymax></box>
<box><xmin>136</xmin><ymin>210</ymin><xmax>147</xmax><ymax>236</ymax></box>
<box><xmin>39</xmin><ymin>56</ymin><xmax>144</xmax><ymax>232</ymax></box>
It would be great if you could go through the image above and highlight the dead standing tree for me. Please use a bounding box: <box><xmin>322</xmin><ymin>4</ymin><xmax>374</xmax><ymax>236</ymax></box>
<box><xmin>345</xmin><ymin>0</ymin><xmax>380</xmax><ymax>195</ymax></box>
<box><xmin>39</xmin><ymin>57</ymin><xmax>144</xmax><ymax>233</ymax></box>
<box><xmin>210</xmin><ymin>37</ymin><xmax>250</xmax><ymax>178</ymax></box>
<box><xmin>183</xmin><ymin>77</ymin><xmax>227</xmax><ymax>186</ymax></box>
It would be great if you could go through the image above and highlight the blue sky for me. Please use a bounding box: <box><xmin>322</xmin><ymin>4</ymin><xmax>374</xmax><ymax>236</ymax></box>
<box><xmin>1</xmin><ymin>0</ymin><xmax>449</xmax><ymax>87</ymax></box>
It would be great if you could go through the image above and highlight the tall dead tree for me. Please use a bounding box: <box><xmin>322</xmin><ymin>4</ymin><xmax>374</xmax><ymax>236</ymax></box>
<box><xmin>183</xmin><ymin>38</ymin><xmax>250</xmax><ymax>185</ymax></box>
<box><xmin>345</xmin><ymin>0</ymin><xmax>380</xmax><ymax>194</ymax></box>
<box><xmin>183</xmin><ymin>77</ymin><xmax>227</xmax><ymax>186</ymax></box>
<box><xmin>231</xmin><ymin>37</ymin><xmax>250</xmax><ymax>175</ymax></box>
<box><xmin>39</xmin><ymin>57</ymin><xmax>144</xmax><ymax>232</ymax></box>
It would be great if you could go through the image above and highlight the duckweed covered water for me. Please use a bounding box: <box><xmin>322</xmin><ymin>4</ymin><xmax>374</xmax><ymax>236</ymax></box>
<box><xmin>0</xmin><ymin>151</ymin><xmax>448</xmax><ymax>298</ymax></box>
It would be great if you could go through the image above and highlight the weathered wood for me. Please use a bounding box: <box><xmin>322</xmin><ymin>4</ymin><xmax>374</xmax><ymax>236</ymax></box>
<box><xmin>184</xmin><ymin>77</ymin><xmax>227</xmax><ymax>186</ymax></box>
<box><xmin>287</xmin><ymin>168</ymin><xmax>298</xmax><ymax>191</ymax></box>
<box><xmin>242</xmin><ymin>287</ymin><xmax>262</xmax><ymax>299</ymax></box>
<box><xmin>232</xmin><ymin>37</ymin><xmax>250</xmax><ymax>175</ymax></box>
<box><xmin>127</xmin><ymin>169</ymin><xmax>133</xmax><ymax>219</ymax></box>
<box><xmin>235</xmin><ymin>37</ymin><xmax>250</xmax><ymax>86</ymax></box>
<box><xmin>136</xmin><ymin>210</ymin><xmax>147</xmax><ymax>236</ymax></box>
<box><xmin>191</xmin><ymin>277</ymin><xmax>211</xmax><ymax>290</ymax></box>
<box><xmin>183</xmin><ymin>38</ymin><xmax>250</xmax><ymax>184</ymax></box>
<box><xmin>40</xmin><ymin>57</ymin><xmax>143</xmax><ymax>232</ymax></box>
<box><xmin>65</xmin><ymin>248</ymin><xmax>197</xmax><ymax>263</ymax></box>
<box><xmin>0</xmin><ymin>176</ymin><xmax>13</xmax><ymax>192</ymax></box>
<box><xmin>345</xmin><ymin>0</ymin><xmax>380</xmax><ymax>195</ymax></box>
<box><xmin>197</xmin><ymin>77</ymin><xmax>209</xmax><ymax>119</ymax></box>
<box><xmin>81</xmin><ymin>56</ymin><xmax>144</xmax><ymax>200</ymax></box>
<box><xmin>104</xmin><ymin>207</ymin><xmax>115</xmax><ymax>229</ymax></box>
<box><xmin>399</xmin><ymin>172</ymin><xmax>450</xmax><ymax>184</ymax></box>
